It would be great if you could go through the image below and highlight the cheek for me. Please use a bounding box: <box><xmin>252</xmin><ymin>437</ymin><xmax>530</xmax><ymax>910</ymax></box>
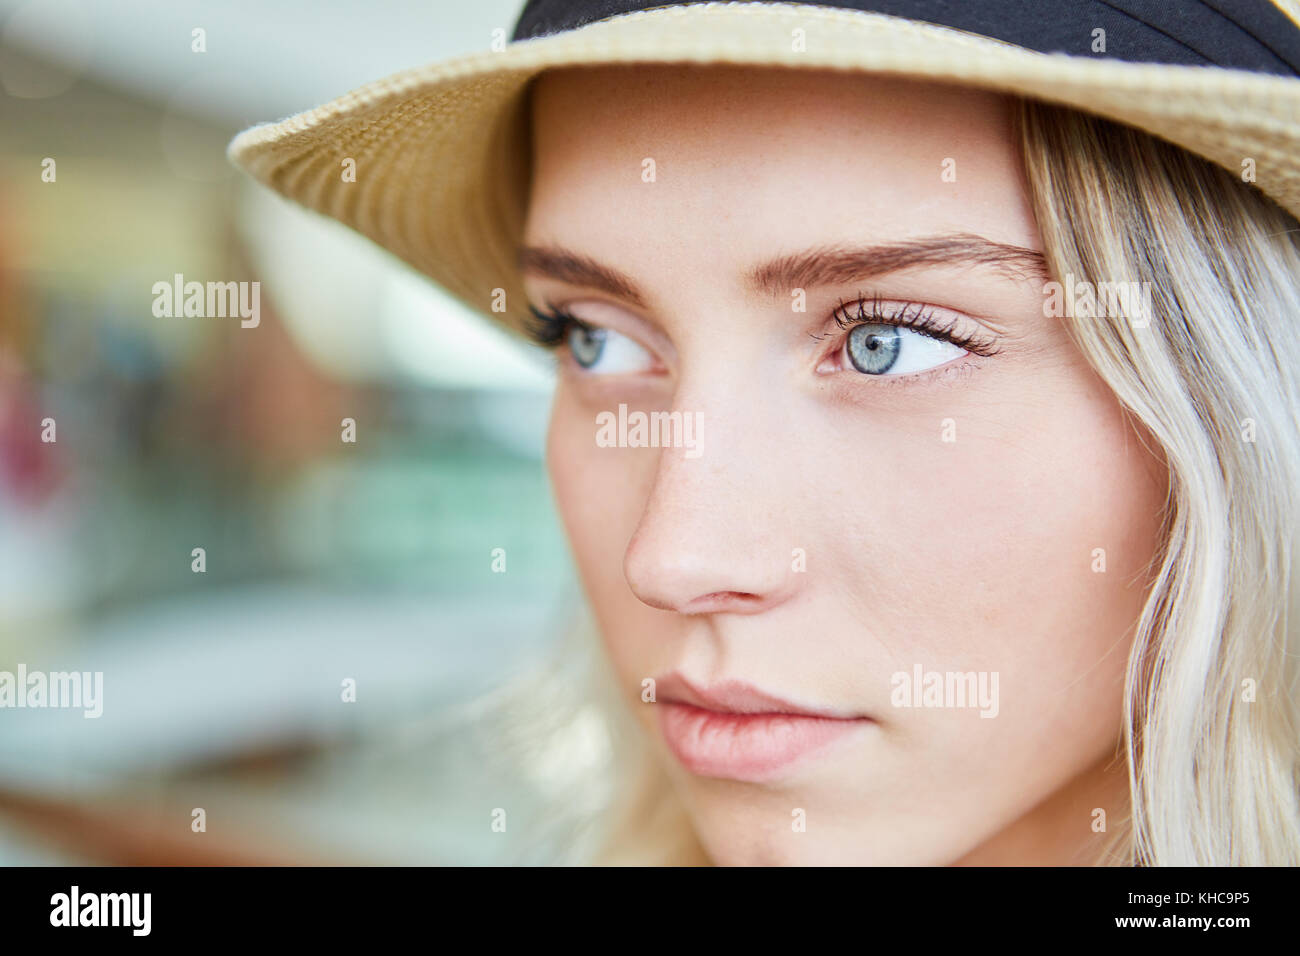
<box><xmin>545</xmin><ymin>384</ymin><xmax>654</xmax><ymax>629</ymax></box>
<box><xmin>826</xmin><ymin>362</ymin><xmax>1165</xmax><ymax>768</ymax></box>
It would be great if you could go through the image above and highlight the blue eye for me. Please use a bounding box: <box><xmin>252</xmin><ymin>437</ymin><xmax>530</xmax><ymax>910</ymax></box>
<box><xmin>525</xmin><ymin>304</ymin><xmax>657</xmax><ymax>375</ymax></box>
<box><xmin>568</xmin><ymin>323</ymin><xmax>606</xmax><ymax>368</ymax></box>
<box><xmin>564</xmin><ymin>322</ymin><xmax>654</xmax><ymax>374</ymax></box>
<box><xmin>830</xmin><ymin>297</ymin><xmax>997</xmax><ymax>378</ymax></box>
<box><xmin>843</xmin><ymin>321</ymin><xmax>967</xmax><ymax>375</ymax></box>
<box><xmin>846</xmin><ymin>323</ymin><xmax>901</xmax><ymax>374</ymax></box>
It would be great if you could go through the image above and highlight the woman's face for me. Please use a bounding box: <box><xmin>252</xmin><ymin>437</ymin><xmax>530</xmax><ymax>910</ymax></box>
<box><xmin>521</xmin><ymin>64</ymin><xmax>1166</xmax><ymax>865</ymax></box>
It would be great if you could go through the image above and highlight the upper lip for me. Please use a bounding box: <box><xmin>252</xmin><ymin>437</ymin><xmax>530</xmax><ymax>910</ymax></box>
<box><xmin>656</xmin><ymin>672</ymin><xmax>868</xmax><ymax>720</ymax></box>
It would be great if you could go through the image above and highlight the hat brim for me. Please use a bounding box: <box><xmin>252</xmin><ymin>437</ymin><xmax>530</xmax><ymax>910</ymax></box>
<box><xmin>227</xmin><ymin>1</ymin><xmax>1300</xmax><ymax>338</ymax></box>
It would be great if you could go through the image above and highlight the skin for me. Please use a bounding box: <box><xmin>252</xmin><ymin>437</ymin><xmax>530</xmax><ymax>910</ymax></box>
<box><xmin>520</xmin><ymin>63</ymin><xmax>1167</xmax><ymax>865</ymax></box>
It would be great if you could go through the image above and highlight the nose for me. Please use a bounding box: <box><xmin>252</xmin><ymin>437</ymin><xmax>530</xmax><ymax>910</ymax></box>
<box><xmin>622</xmin><ymin>381</ymin><xmax>800</xmax><ymax>616</ymax></box>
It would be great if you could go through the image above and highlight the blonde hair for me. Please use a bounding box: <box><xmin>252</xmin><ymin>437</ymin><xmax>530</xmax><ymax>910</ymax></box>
<box><xmin>1016</xmin><ymin>99</ymin><xmax>1300</xmax><ymax>865</ymax></box>
<box><xmin>492</xmin><ymin>95</ymin><xmax>1300</xmax><ymax>866</ymax></box>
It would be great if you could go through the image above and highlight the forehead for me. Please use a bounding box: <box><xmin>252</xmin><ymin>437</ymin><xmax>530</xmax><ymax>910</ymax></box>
<box><xmin>523</xmin><ymin>64</ymin><xmax>1039</xmax><ymax>291</ymax></box>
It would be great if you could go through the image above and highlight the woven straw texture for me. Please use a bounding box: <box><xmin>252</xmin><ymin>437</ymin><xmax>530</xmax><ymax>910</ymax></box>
<box><xmin>228</xmin><ymin>0</ymin><xmax>1300</xmax><ymax>337</ymax></box>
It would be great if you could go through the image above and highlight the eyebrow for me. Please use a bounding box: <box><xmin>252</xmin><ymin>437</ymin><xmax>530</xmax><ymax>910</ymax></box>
<box><xmin>517</xmin><ymin>233</ymin><xmax>1049</xmax><ymax>307</ymax></box>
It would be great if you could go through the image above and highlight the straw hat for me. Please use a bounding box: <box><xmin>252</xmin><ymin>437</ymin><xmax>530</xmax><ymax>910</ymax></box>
<box><xmin>227</xmin><ymin>0</ymin><xmax>1300</xmax><ymax>338</ymax></box>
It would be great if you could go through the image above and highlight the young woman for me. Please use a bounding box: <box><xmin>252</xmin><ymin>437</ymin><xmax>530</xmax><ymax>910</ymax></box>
<box><xmin>231</xmin><ymin>0</ymin><xmax>1300</xmax><ymax>865</ymax></box>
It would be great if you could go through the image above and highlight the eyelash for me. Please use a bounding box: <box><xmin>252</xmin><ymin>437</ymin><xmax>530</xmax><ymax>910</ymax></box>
<box><xmin>823</xmin><ymin>294</ymin><xmax>1001</xmax><ymax>358</ymax></box>
<box><xmin>521</xmin><ymin>295</ymin><xmax>1002</xmax><ymax>363</ymax></box>
<box><xmin>525</xmin><ymin>301</ymin><xmax>586</xmax><ymax>347</ymax></box>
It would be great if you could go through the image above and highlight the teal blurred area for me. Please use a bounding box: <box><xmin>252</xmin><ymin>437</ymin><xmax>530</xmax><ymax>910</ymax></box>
<box><xmin>0</xmin><ymin>0</ymin><xmax>595</xmax><ymax>864</ymax></box>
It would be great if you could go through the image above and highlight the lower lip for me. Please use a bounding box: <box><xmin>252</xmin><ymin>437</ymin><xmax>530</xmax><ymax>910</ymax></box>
<box><xmin>657</xmin><ymin>701</ymin><xmax>871</xmax><ymax>782</ymax></box>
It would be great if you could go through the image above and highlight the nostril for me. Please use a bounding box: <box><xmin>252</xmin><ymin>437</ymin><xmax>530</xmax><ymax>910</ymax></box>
<box><xmin>681</xmin><ymin>591</ymin><xmax>765</xmax><ymax>615</ymax></box>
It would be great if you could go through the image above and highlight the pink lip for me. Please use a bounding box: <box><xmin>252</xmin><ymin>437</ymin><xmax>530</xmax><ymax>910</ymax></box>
<box><xmin>655</xmin><ymin>675</ymin><xmax>873</xmax><ymax>782</ymax></box>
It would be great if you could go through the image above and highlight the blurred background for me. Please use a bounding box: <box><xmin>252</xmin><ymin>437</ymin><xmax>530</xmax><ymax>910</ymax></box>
<box><xmin>0</xmin><ymin>0</ymin><xmax>599</xmax><ymax>864</ymax></box>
